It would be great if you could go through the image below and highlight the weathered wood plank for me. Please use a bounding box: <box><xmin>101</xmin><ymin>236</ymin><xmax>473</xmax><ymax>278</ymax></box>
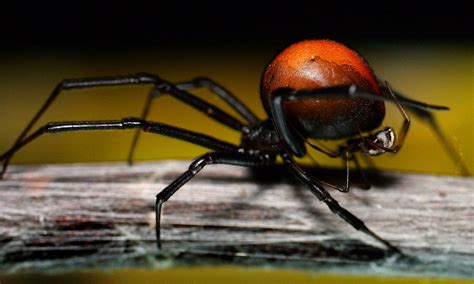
<box><xmin>0</xmin><ymin>161</ymin><xmax>472</xmax><ymax>278</ymax></box>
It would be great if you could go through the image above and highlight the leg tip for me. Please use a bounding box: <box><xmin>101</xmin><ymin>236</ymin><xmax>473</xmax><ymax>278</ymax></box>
<box><xmin>156</xmin><ymin>238</ymin><xmax>163</xmax><ymax>251</ymax></box>
<box><xmin>382</xmin><ymin>240</ymin><xmax>403</xmax><ymax>257</ymax></box>
<box><xmin>389</xmin><ymin>246</ymin><xmax>403</xmax><ymax>256</ymax></box>
<box><xmin>363</xmin><ymin>184</ymin><xmax>372</xmax><ymax>190</ymax></box>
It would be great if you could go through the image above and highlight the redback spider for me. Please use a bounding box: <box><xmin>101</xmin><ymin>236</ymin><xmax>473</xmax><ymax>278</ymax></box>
<box><xmin>0</xmin><ymin>39</ymin><xmax>464</xmax><ymax>254</ymax></box>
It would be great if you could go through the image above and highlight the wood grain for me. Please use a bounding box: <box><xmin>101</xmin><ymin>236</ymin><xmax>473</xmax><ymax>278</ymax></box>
<box><xmin>0</xmin><ymin>161</ymin><xmax>472</xmax><ymax>278</ymax></box>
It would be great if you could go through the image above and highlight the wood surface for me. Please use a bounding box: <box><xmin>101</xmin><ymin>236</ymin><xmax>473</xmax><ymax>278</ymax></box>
<box><xmin>0</xmin><ymin>161</ymin><xmax>472</xmax><ymax>278</ymax></box>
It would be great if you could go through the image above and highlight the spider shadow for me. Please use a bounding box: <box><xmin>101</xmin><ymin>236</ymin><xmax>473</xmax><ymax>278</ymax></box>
<box><xmin>178</xmin><ymin>165</ymin><xmax>402</xmax><ymax>261</ymax></box>
<box><xmin>180</xmin><ymin>163</ymin><xmax>400</xmax><ymax>206</ymax></box>
<box><xmin>245</xmin><ymin>164</ymin><xmax>400</xmax><ymax>207</ymax></box>
<box><xmin>248</xmin><ymin>164</ymin><xmax>399</xmax><ymax>190</ymax></box>
<box><xmin>216</xmin><ymin>164</ymin><xmax>401</xmax><ymax>225</ymax></box>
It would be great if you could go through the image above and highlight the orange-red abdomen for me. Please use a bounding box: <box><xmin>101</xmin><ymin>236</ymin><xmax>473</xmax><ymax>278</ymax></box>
<box><xmin>260</xmin><ymin>40</ymin><xmax>385</xmax><ymax>139</ymax></box>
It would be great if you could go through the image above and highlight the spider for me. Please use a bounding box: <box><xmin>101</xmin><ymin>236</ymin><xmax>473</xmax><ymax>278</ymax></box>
<box><xmin>0</xmin><ymin>39</ymin><xmax>459</xmax><ymax>254</ymax></box>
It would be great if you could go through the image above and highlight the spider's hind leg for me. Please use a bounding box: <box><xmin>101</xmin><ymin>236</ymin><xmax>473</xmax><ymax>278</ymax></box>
<box><xmin>1</xmin><ymin>73</ymin><xmax>249</xmax><ymax>178</ymax></box>
<box><xmin>127</xmin><ymin>77</ymin><xmax>260</xmax><ymax>165</ymax></box>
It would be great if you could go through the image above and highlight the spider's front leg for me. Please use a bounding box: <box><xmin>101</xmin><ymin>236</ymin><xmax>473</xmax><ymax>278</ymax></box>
<box><xmin>378</xmin><ymin>82</ymin><xmax>470</xmax><ymax>176</ymax></box>
<box><xmin>268</xmin><ymin>85</ymin><xmax>451</xmax><ymax>192</ymax></box>
<box><xmin>269</xmin><ymin>85</ymin><xmax>448</xmax><ymax>158</ymax></box>
<box><xmin>281</xmin><ymin>153</ymin><xmax>401</xmax><ymax>254</ymax></box>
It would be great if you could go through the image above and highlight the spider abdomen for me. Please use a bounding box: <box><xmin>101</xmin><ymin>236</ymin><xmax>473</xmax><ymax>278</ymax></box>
<box><xmin>260</xmin><ymin>39</ymin><xmax>385</xmax><ymax>139</ymax></box>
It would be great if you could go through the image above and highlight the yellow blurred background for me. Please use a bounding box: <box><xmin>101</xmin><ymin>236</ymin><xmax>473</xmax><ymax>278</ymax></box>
<box><xmin>0</xmin><ymin>43</ymin><xmax>472</xmax><ymax>175</ymax></box>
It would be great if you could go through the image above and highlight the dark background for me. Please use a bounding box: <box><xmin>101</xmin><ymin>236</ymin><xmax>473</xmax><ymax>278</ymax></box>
<box><xmin>1</xmin><ymin>2</ymin><xmax>471</xmax><ymax>50</ymax></box>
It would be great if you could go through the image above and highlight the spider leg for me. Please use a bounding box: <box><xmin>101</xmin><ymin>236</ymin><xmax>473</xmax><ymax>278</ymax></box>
<box><xmin>305</xmin><ymin>140</ymin><xmax>341</xmax><ymax>158</ymax></box>
<box><xmin>351</xmin><ymin>154</ymin><xmax>371</xmax><ymax>190</ymax></box>
<box><xmin>268</xmin><ymin>85</ymin><xmax>448</xmax><ymax>157</ymax></box>
<box><xmin>0</xmin><ymin>118</ymin><xmax>239</xmax><ymax>174</ymax></box>
<box><xmin>379</xmin><ymin>82</ymin><xmax>470</xmax><ymax>176</ymax></box>
<box><xmin>281</xmin><ymin>153</ymin><xmax>401</xmax><ymax>254</ymax></box>
<box><xmin>279</xmin><ymin>85</ymin><xmax>449</xmax><ymax>110</ymax></box>
<box><xmin>268</xmin><ymin>89</ymin><xmax>307</xmax><ymax>157</ymax></box>
<box><xmin>127</xmin><ymin>77</ymin><xmax>259</xmax><ymax>165</ymax></box>
<box><xmin>306</xmin><ymin>137</ymin><xmax>371</xmax><ymax>191</ymax></box>
<box><xmin>275</xmin><ymin>116</ymin><xmax>350</xmax><ymax>192</ymax></box>
<box><xmin>176</xmin><ymin>77</ymin><xmax>259</xmax><ymax>124</ymax></box>
<box><xmin>282</xmin><ymin>83</ymin><xmax>463</xmax><ymax>173</ymax></box>
<box><xmin>155</xmin><ymin>152</ymin><xmax>267</xmax><ymax>249</ymax></box>
<box><xmin>338</xmin><ymin>150</ymin><xmax>371</xmax><ymax>191</ymax></box>
<box><xmin>286</xmin><ymin>152</ymin><xmax>348</xmax><ymax>193</ymax></box>
<box><xmin>357</xmin><ymin>83</ymin><xmax>411</xmax><ymax>154</ymax></box>
<box><xmin>320</xmin><ymin>146</ymin><xmax>371</xmax><ymax>192</ymax></box>
<box><xmin>127</xmin><ymin>88</ymin><xmax>160</xmax><ymax>165</ymax></box>
<box><xmin>380</xmin><ymin>82</ymin><xmax>411</xmax><ymax>153</ymax></box>
<box><xmin>343</xmin><ymin>150</ymin><xmax>351</xmax><ymax>192</ymax></box>
<box><xmin>378</xmin><ymin>80</ymin><xmax>450</xmax><ymax>112</ymax></box>
<box><xmin>1</xmin><ymin>73</ymin><xmax>245</xmax><ymax>178</ymax></box>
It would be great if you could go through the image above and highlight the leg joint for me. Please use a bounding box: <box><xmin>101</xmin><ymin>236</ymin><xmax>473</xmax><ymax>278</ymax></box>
<box><xmin>191</xmin><ymin>77</ymin><xmax>213</xmax><ymax>87</ymax></box>
<box><xmin>135</xmin><ymin>72</ymin><xmax>164</xmax><ymax>85</ymax></box>
<box><xmin>188</xmin><ymin>153</ymin><xmax>214</xmax><ymax>173</ymax></box>
<box><xmin>122</xmin><ymin>117</ymin><xmax>147</xmax><ymax>129</ymax></box>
